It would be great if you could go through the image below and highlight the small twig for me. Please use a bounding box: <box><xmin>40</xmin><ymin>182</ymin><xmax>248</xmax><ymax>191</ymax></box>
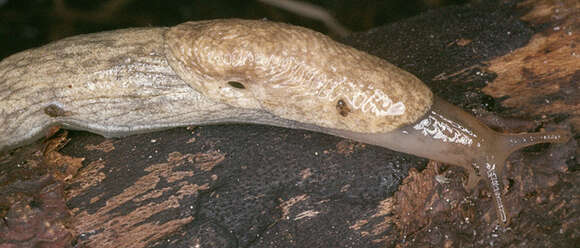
<box><xmin>258</xmin><ymin>0</ymin><xmax>351</xmax><ymax>37</ymax></box>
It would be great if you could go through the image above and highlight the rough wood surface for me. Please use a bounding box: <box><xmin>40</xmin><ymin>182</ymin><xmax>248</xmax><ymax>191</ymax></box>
<box><xmin>0</xmin><ymin>0</ymin><xmax>578</xmax><ymax>247</ymax></box>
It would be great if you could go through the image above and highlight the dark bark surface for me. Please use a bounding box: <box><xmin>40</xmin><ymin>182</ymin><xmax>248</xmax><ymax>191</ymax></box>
<box><xmin>1</xmin><ymin>0</ymin><xmax>578</xmax><ymax>247</ymax></box>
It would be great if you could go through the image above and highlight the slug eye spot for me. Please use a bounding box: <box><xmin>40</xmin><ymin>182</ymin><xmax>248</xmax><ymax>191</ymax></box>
<box><xmin>227</xmin><ymin>81</ymin><xmax>246</xmax><ymax>89</ymax></box>
<box><xmin>336</xmin><ymin>99</ymin><xmax>351</xmax><ymax>117</ymax></box>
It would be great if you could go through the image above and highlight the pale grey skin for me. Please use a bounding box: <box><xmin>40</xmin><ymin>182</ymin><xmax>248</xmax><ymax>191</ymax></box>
<box><xmin>0</xmin><ymin>19</ymin><xmax>570</xmax><ymax>226</ymax></box>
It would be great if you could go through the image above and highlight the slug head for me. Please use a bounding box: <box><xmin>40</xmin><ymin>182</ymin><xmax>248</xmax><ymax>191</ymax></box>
<box><xmin>164</xmin><ymin>19</ymin><xmax>433</xmax><ymax>133</ymax></box>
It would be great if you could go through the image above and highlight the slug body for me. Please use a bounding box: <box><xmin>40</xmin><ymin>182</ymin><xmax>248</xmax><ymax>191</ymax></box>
<box><xmin>0</xmin><ymin>19</ymin><xmax>570</xmax><ymax>225</ymax></box>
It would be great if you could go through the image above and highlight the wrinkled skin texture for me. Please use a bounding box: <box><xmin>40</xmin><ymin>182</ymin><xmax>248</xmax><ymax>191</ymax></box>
<box><xmin>0</xmin><ymin>19</ymin><xmax>570</xmax><ymax>225</ymax></box>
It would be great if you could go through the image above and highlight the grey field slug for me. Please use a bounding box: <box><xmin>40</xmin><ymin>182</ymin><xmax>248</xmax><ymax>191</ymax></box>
<box><xmin>0</xmin><ymin>19</ymin><xmax>571</xmax><ymax>225</ymax></box>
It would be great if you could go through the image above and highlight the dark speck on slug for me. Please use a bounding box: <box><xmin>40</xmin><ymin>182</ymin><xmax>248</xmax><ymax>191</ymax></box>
<box><xmin>44</xmin><ymin>104</ymin><xmax>69</xmax><ymax>118</ymax></box>
<box><xmin>227</xmin><ymin>81</ymin><xmax>246</xmax><ymax>89</ymax></box>
<box><xmin>336</xmin><ymin>99</ymin><xmax>351</xmax><ymax>117</ymax></box>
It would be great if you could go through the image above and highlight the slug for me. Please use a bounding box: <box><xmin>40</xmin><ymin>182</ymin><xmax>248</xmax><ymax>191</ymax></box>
<box><xmin>0</xmin><ymin>19</ymin><xmax>570</xmax><ymax>226</ymax></box>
